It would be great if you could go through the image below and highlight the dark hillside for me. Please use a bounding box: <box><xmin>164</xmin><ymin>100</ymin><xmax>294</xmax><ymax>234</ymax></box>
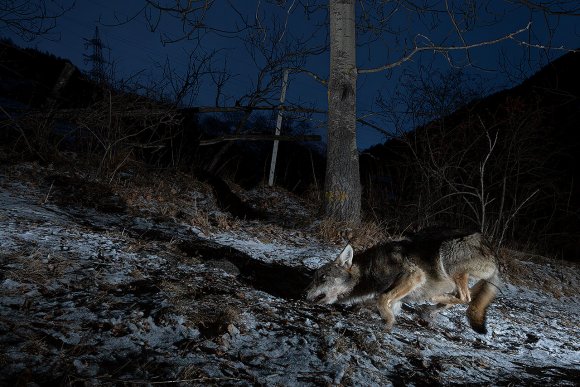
<box><xmin>362</xmin><ymin>51</ymin><xmax>580</xmax><ymax>260</ymax></box>
<box><xmin>0</xmin><ymin>40</ymin><xmax>324</xmax><ymax>198</ymax></box>
<box><xmin>0</xmin><ymin>39</ymin><xmax>96</xmax><ymax>107</ymax></box>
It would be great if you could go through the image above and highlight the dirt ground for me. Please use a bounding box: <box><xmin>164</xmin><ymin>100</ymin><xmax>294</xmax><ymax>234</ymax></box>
<box><xmin>1</xmin><ymin>162</ymin><xmax>579</xmax><ymax>386</ymax></box>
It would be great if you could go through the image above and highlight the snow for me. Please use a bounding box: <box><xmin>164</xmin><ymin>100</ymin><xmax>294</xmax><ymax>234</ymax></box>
<box><xmin>0</xmin><ymin>165</ymin><xmax>579</xmax><ymax>385</ymax></box>
<box><xmin>209</xmin><ymin>229</ymin><xmax>334</xmax><ymax>269</ymax></box>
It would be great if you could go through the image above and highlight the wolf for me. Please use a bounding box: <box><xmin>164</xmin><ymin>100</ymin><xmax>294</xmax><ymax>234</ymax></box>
<box><xmin>305</xmin><ymin>229</ymin><xmax>500</xmax><ymax>334</ymax></box>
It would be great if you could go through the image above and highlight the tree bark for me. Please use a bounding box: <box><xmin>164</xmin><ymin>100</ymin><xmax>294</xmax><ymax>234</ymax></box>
<box><xmin>325</xmin><ymin>0</ymin><xmax>361</xmax><ymax>223</ymax></box>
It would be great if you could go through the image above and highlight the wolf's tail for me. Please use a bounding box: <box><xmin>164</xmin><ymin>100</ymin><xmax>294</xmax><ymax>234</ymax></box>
<box><xmin>466</xmin><ymin>268</ymin><xmax>500</xmax><ymax>334</ymax></box>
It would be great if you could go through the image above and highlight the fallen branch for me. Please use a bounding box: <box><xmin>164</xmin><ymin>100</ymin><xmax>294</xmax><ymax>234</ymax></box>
<box><xmin>199</xmin><ymin>134</ymin><xmax>321</xmax><ymax>146</ymax></box>
<box><xmin>185</xmin><ymin>105</ymin><xmax>325</xmax><ymax>114</ymax></box>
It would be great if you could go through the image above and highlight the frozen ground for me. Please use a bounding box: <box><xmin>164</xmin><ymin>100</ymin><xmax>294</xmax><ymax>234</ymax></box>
<box><xmin>0</xmin><ymin>163</ymin><xmax>579</xmax><ymax>386</ymax></box>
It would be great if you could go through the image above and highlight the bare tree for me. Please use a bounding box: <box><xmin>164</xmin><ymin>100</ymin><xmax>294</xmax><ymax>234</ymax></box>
<box><xmin>0</xmin><ymin>0</ymin><xmax>74</xmax><ymax>41</ymax></box>
<box><xmin>325</xmin><ymin>0</ymin><xmax>360</xmax><ymax>223</ymax></box>
<box><xmin>141</xmin><ymin>1</ymin><xmax>326</xmax><ymax>175</ymax></box>
<box><xmin>157</xmin><ymin>47</ymin><xmax>215</xmax><ymax>107</ymax></box>
<box><xmin>210</xmin><ymin>58</ymin><xmax>236</xmax><ymax>107</ymax></box>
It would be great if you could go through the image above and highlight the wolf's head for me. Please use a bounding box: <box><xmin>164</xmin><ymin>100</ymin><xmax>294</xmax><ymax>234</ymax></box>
<box><xmin>305</xmin><ymin>244</ymin><xmax>358</xmax><ymax>304</ymax></box>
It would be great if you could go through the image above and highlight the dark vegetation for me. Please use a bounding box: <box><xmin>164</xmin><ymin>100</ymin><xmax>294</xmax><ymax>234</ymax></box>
<box><xmin>1</xmin><ymin>38</ymin><xmax>579</xmax><ymax>261</ymax></box>
<box><xmin>0</xmin><ymin>38</ymin><xmax>325</xmax><ymax>196</ymax></box>
<box><xmin>362</xmin><ymin>51</ymin><xmax>580</xmax><ymax>261</ymax></box>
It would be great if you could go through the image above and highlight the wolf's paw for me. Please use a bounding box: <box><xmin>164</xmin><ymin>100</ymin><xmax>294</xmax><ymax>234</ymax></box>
<box><xmin>418</xmin><ymin>304</ymin><xmax>441</xmax><ymax>322</ymax></box>
<box><xmin>379</xmin><ymin>312</ymin><xmax>395</xmax><ymax>331</ymax></box>
<box><xmin>383</xmin><ymin>320</ymin><xmax>394</xmax><ymax>332</ymax></box>
<box><xmin>378</xmin><ymin>309</ymin><xmax>394</xmax><ymax>324</ymax></box>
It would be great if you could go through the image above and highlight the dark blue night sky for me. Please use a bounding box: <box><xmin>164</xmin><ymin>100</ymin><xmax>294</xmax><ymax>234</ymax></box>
<box><xmin>3</xmin><ymin>1</ymin><xmax>579</xmax><ymax>149</ymax></box>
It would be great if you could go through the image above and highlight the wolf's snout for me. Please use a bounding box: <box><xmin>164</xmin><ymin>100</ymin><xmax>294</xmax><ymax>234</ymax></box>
<box><xmin>305</xmin><ymin>290</ymin><xmax>326</xmax><ymax>304</ymax></box>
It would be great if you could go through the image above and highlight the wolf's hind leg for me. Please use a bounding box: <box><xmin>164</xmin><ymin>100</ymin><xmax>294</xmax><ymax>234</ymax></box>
<box><xmin>454</xmin><ymin>272</ymin><xmax>471</xmax><ymax>302</ymax></box>
<box><xmin>377</xmin><ymin>270</ymin><xmax>425</xmax><ymax>331</ymax></box>
<box><xmin>430</xmin><ymin>272</ymin><xmax>471</xmax><ymax>305</ymax></box>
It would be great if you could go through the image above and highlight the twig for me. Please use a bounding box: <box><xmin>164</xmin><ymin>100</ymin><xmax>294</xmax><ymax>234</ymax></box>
<box><xmin>42</xmin><ymin>180</ymin><xmax>54</xmax><ymax>205</ymax></box>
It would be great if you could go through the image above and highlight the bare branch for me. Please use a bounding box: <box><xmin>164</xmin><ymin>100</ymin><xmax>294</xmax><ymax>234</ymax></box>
<box><xmin>199</xmin><ymin>133</ymin><xmax>321</xmax><ymax>146</ymax></box>
<box><xmin>286</xmin><ymin>67</ymin><xmax>328</xmax><ymax>86</ymax></box>
<box><xmin>515</xmin><ymin>0</ymin><xmax>580</xmax><ymax>16</ymax></box>
<box><xmin>359</xmin><ymin>22</ymin><xmax>533</xmax><ymax>74</ymax></box>
<box><xmin>0</xmin><ymin>0</ymin><xmax>75</xmax><ymax>41</ymax></box>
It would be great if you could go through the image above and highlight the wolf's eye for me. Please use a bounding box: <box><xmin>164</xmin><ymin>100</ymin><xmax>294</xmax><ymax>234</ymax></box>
<box><xmin>321</xmin><ymin>274</ymin><xmax>327</xmax><ymax>281</ymax></box>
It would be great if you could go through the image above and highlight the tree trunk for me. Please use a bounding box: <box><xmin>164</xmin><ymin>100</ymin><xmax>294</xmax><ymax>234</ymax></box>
<box><xmin>325</xmin><ymin>0</ymin><xmax>361</xmax><ymax>223</ymax></box>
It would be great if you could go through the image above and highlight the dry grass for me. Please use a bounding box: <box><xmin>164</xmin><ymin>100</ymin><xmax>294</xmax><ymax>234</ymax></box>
<box><xmin>498</xmin><ymin>247</ymin><xmax>578</xmax><ymax>297</ymax></box>
<box><xmin>314</xmin><ymin>218</ymin><xmax>389</xmax><ymax>250</ymax></box>
<box><xmin>236</xmin><ymin>183</ymin><xmax>318</xmax><ymax>228</ymax></box>
<box><xmin>4</xmin><ymin>161</ymin><xmax>224</xmax><ymax>234</ymax></box>
<box><xmin>21</xmin><ymin>338</ymin><xmax>50</xmax><ymax>356</ymax></box>
<box><xmin>161</xmin><ymin>276</ymin><xmax>243</xmax><ymax>338</ymax></box>
<box><xmin>302</xmin><ymin>183</ymin><xmax>323</xmax><ymax>208</ymax></box>
<box><xmin>6</xmin><ymin>250</ymin><xmax>68</xmax><ymax>287</ymax></box>
<box><xmin>111</xmin><ymin>168</ymin><xmax>251</xmax><ymax>235</ymax></box>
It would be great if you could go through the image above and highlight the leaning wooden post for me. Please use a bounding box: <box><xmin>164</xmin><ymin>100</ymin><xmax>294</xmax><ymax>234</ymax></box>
<box><xmin>44</xmin><ymin>61</ymin><xmax>75</xmax><ymax>108</ymax></box>
<box><xmin>268</xmin><ymin>69</ymin><xmax>289</xmax><ymax>187</ymax></box>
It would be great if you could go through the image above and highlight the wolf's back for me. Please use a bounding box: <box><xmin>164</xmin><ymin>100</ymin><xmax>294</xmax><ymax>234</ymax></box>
<box><xmin>439</xmin><ymin>233</ymin><xmax>495</xmax><ymax>275</ymax></box>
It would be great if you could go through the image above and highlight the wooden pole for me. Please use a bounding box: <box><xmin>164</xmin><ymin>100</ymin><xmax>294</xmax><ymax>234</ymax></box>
<box><xmin>44</xmin><ymin>62</ymin><xmax>75</xmax><ymax>108</ymax></box>
<box><xmin>268</xmin><ymin>69</ymin><xmax>289</xmax><ymax>187</ymax></box>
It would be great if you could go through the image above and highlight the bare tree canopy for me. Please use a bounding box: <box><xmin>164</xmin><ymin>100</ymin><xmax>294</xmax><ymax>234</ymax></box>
<box><xmin>0</xmin><ymin>0</ymin><xmax>74</xmax><ymax>41</ymax></box>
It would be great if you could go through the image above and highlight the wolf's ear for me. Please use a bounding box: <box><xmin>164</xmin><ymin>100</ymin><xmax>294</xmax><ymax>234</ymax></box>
<box><xmin>335</xmin><ymin>244</ymin><xmax>354</xmax><ymax>269</ymax></box>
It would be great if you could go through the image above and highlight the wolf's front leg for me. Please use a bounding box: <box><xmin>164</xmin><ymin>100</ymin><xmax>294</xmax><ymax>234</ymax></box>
<box><xmin>377</xmin><ymin>270</ymin><xmax>426</xmax><ymax>331</ymax></box>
